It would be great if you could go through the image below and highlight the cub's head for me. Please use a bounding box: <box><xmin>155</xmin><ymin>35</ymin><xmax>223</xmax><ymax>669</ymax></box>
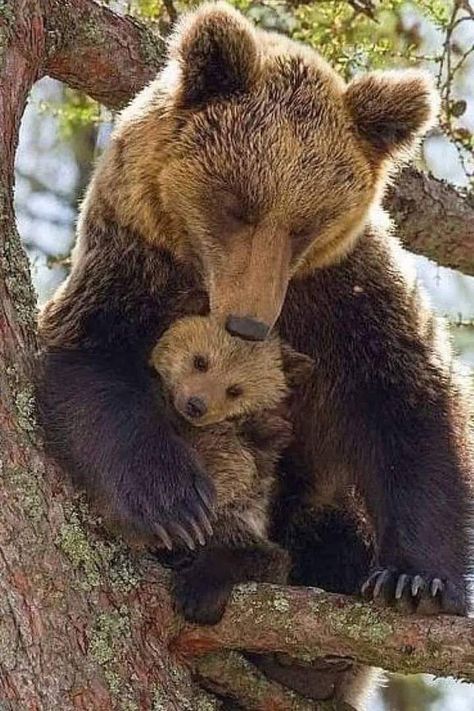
<box><xmin>150</xmin><ymin>316</ymin><xmax>311</xmax><ymax>426</ymax></box>
<box><xmin>115</xmin><ymin>2</ymin><xmax>438</xmax><ymax>341</ymax></box>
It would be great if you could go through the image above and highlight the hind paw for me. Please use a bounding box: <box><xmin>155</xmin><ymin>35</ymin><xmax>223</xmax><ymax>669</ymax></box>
<box><xmin>173</xmin><ymin>568</ymin><xmax>232</xmax><ymax>625</ymax></box>
<box><xmin>361</xmin><ymin>568</ymin><xmax>467</xmax><ymax>615</ymax></box>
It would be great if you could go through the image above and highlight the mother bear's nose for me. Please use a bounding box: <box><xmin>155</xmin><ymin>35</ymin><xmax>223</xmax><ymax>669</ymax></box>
<box><xmin>226</xmin><ymin>316</ymin><xmax>271</xmax><ymax>341</ymax></box>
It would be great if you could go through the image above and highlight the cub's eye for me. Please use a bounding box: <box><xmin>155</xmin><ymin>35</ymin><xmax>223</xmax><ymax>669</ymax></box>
<box><xmin>226</xmin><ymin>384</ymin><xmax>243</xmax><ymax>399</ymax></box>
<box><xmin>193</xmin><ymin>355</ymin><xmax>209</xmax><ymax>372</ymax></box>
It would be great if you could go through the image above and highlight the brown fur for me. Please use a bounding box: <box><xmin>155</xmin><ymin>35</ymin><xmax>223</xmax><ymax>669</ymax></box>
<box><xmin>37</xmin><ymin>3</ymin><xmax>472</xmax><ymax>705</ymax></box>
<box><xmin>150</xmin><ymin>315</ymin><xmax>296</xmax><ymax>540</ymax></box>
<box><xmin>150</xmin><ymin>316</ymin><xmax>313</xmax><ymax>623</ymax></box>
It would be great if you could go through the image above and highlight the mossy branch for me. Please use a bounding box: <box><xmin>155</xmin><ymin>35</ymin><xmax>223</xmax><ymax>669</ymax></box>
<box><xmin>173</xmin><ymin>583</ymin><xmax>474</xmax><ymax>682</ymax></box>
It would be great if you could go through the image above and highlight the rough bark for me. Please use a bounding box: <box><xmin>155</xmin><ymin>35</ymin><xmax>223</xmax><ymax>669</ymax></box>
<box><xmin>385</xmin><ymin>167</ymin><xmax>474</xmax><ymax>276</ymax></box>
<box><xmin>1</xmin><ymin>0</ymin><xmax>474</xmax><ymax>708</ymax></box>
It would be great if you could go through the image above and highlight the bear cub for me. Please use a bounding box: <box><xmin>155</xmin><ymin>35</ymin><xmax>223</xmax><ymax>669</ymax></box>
<box><xmin>149</xmin><ymin>315</ymin><xmax>312</xmax><ymax>624</ymax></box>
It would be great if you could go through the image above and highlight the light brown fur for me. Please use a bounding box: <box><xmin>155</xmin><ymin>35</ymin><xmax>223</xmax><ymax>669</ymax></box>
<box><xmin>150</xmin><ymin>316</ymin><xmax>310</xmax><ymax>542</ymax></box>
<box><xmin>151</xmin><ymin>315</ymin><xmax>289</xmax><ymax>426</ymax></box>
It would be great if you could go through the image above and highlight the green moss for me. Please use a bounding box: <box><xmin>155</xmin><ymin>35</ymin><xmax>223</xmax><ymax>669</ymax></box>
<box><xmin>80</xmin><ymin>17</ymin><xmax>105</xmax><ymax>46</ymax></box>
<box><xmin>108</xmin><ymin>550</ymin><xmax>140</xmax><ymax>593</ymax></box>
<box><xmin>151</xmin><ymin>687</ymin><xmax>168</xmax><ymax>711</ymax></box>
<box><xmin>5</xmin><ymin>364</ymin><xmax>38</xmax><ymax>440</ymax></box>
<box><xmin>139</xmin><ymin>27</ymin><xmax>166</xmax><ymax>70</ymax></box>
<box><xmin>88</xmin><ymin>611</ymin><xmax>137</xmax><ymax>706</ymax></box>
<box><xmin>272</xmin><ymin>591</ymin><xmax>290</xmax><ymax>613</ymax></box>
<box><xmin>89</xmin><ymin>611</ymin><xmax>130</xmax><ymax>666</ymax></box>
<box><xmin>58</xmin><ymin>512</ymin><xmax>103</xmax><ymax>590</ymax></box>
<box><xmin>194</xmin><ymin>694</ymin><xmax>221</xmax><ymax>711</ymax></box>
<box><xmin>0</xmin><ymin>1</ymin><xmax>14</xmax><ymax>21</ymax></box>
<box><xmin>334</xmin><ymin>603</ymin><xmax>392</xmax><ymax>641</ymax></box>
<box><xmin>310</xmin><ymin>596</ymin><xmax>393</xmax><ymax>644</ymax></box>
<box><xmin>15</xmin><ymin>386</ymin><xmax>37</xmax><ymax>434</ymax></box>
<box><xmin>5</xmin><ymin>466</ymin><xmax>43</xmax><ymax>524</ymax></box>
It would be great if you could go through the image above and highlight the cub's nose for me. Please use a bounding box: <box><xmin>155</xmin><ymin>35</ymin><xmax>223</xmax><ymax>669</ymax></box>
<box><xmin>226</xmin><ymin>316</ymin><xmax>270</xmax><ymax>341</ymax></box>
<box><xmin>185</xmin><ymin>396</ymin><xmax>207</xmax><ymax>419</ymax></box>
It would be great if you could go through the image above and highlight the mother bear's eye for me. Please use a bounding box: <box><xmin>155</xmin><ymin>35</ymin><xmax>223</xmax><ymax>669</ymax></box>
<box><xmin>220</xmin><ymin>192</ymin><xmax>255</xmax><ymax>226</ymax></box>
<box><xmin>224</xmin><ymin>204</ymin><xmax>254</xmax><ymax>226</ymax></box>
<box><xmin>290</xmin><ymin>226</ymin><xmax>314</xmax><ymax>250</ymax></box>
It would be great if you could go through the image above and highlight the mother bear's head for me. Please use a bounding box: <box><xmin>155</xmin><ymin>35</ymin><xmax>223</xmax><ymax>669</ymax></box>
<box><xmin>92</xmin><ymin>1</ymin><xmax>438</xmax><ymax>340</ymax></box>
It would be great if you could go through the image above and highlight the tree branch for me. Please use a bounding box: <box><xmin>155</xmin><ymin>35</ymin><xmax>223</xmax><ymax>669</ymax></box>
<box><xmin>195</xmin><ymin>651</ymin><xmax>335</xmax><ymax>710</ymax></box>
<box><xmin>173</xmin><ymin>584</ymin><xmax>474</xmax><ymax>682</ymax></box>
<box><xmin>1</xmin><ymin>2</ymin><xmax>474</xmax><ymax>705</ymax></box>
<box><xmin>43</xmin><ymin>0</ymin><xmax>166</xmax><ymax>108</ymax></box>
<box><xmin>385</xmin><ymin>167</ymin><xmax>474</xmax><ymax>276</ymax></box>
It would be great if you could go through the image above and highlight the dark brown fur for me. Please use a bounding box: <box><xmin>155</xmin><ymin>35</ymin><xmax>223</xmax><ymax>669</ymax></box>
<box><xmin>37</xmin><ymin>3</ymin><xmax>473</xmax><ymax>706</ymax></box>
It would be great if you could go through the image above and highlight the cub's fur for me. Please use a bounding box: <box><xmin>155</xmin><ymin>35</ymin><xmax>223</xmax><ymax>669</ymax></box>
<box><xmin>150</xmin><ymin>315</ymin><xmax>311</xmax><ymax>624</ymax></box>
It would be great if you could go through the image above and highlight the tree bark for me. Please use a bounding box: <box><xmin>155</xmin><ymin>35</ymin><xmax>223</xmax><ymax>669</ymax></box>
<box><xmin>1</xmin><ymin>1</ymin><xmax>473</xmax><ymax>709</ymax></box>
<box><xmin>385</xmin><ymin>167</ymin><xmax>474</xmax><ymax>277</ymax></box>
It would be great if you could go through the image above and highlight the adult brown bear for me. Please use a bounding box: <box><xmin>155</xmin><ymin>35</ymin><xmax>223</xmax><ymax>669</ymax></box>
<box><xmin>38</xmin><ymin>0</ymin><xmax>472</xmax><ymax>686</ymax></box>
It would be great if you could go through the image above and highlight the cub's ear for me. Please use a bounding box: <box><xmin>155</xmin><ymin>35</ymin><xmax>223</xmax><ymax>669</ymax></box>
<box><xmin>280</xmin><ymin>344</ymin><xmax>315</xmax><ymax>388</ymax></box>
<box><xmin>345</xmin><ymin>70</ymin><xmax>439</xmax><ymax>160</ymax></box>
<box><xmin>169</xmin><ymin>2</ymin><xmax>259</xmax><ymax>107</ymax></box>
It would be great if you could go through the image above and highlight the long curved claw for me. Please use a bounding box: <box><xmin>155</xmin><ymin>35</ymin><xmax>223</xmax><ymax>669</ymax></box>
<box><xmin>154</xmin><ymin>524</ymin><xmax>173</xmax><ymax>551</ymax></box>
<box><xmin>395</xmin><ymin>574</ymin><xmax>409</xmax><ymax>600</ymax></box>
<box><xmin>169</xmin><ymin>522</ymin><xmax>196</xmax><ymax>551</ymax></box>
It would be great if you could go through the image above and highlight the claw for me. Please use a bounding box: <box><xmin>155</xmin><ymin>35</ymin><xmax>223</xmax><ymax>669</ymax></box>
<box><xmin>185</xmin><ymin>514</ymin><xmax>206</xmax><ymax>547</ymax></box>
<box><xmin>395</xmin><ymin>574</ymin><xmax>408</xmax><ymax>600</ymax></box>
<box><xmin>361</xmin><ymin>570</ymin><xmax>382</xmax><ymax>596</ymax></box>
<box><xmin>195</xmin><ymin>502</ymin><xmax>214</xmax><ymax>537</ymax></box>
<box><xmin>373</xmin><ymin>570</ymin><xmax>390</xmax><ymax>599</ymax></box>
<box><xmin>411</xmin><ymin>575</ymin><xmax>425</xmax><ymax>597</ymax></box>
<box><xmin>431</xmin><ymin>578</ymin><xmax>443</xmax><ymax>597</ymax></box>
<box><xmin>195</xmin><ymin>481</ymin><xmax>214</xmax><ymax>510</ymax></box>
<box><xmin>169</xmin><ymin>522</ymin><xmax>196</xmax><ymax>551</ymax></box>
<box><xmin>154</xmin><ymin>524</ymin><xmax>173</xmax><ymax>551</ymax></box>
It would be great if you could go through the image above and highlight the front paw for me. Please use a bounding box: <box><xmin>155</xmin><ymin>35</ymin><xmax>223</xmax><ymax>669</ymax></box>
<box><xmin>173</xmin><ymin>565</ymin><xmax>232</xmax><ymax>625</ymax></box>
<box><xmin>119</xmin><ymin>435</ymin><xmax>216</xmax><ymax>551</ymax></box>
<box><xmin>361</xmin><ymin>568</ymin><xmax>468</xmax><ymax>615</ymax></box>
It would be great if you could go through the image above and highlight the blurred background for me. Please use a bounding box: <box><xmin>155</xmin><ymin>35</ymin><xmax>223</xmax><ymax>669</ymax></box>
<box><xmin>14</xmin><ymin>1</ymin><xmax>473</xmax><ymax>708</ymax></box>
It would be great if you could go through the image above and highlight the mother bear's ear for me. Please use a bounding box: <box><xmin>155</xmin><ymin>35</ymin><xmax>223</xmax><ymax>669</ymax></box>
<box><xmin>169</xmin><ymin>1</ymin><xmax>260</xmax><ymax>108</ymax></box>
<box><xmin>345</xmin><ymin>70</ymin><xmax>439</xmax><ymax>161</ymax></box>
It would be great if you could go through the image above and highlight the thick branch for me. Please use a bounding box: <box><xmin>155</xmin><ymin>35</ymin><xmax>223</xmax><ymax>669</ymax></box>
<box><xmin>385</xmin><ymin>167</ymin><xmax>474</xmax><ymax>276</ymax></box>
<box><xmin>173</xmin><ymin>584</ymin><xmax>474</xmax><ymax>682</ymax></box>
<box><xmin>44</xmin><ymin>0</ymin><xmax>166</xmax><ymax>108</ymax></box>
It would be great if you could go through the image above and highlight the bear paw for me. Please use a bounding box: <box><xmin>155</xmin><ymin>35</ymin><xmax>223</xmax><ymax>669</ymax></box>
<box><xmin>361</xmin><ymin>568</ymin><xmax>468</xmax><ymax>615</ymax></box>
<box><xmin>173</xmin><ymin>566</ymin><xmax>232</xmax><ymax>625</ymax></box>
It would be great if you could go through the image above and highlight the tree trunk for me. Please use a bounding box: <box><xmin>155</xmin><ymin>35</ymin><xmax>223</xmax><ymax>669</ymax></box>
<box><xmin>1</xmin><ymin>1</ymin><xmax>473</xmax><ymax>709</ymax></box>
